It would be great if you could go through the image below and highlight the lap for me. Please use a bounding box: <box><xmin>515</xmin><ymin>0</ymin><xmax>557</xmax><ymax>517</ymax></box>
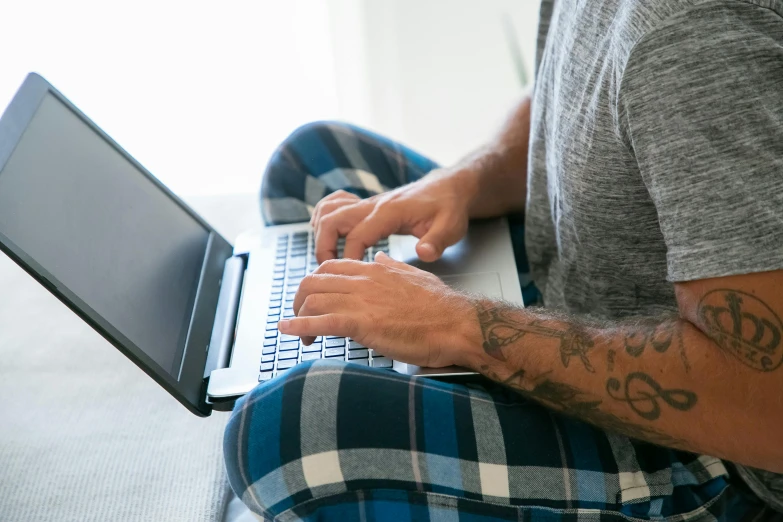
<box><xmin>224</xmin><ymin>360</ymin><xmax>765</xmax><ymax>521</ymax></box>
<box><xmin>239</xmin><ymin>123</ymin><xmax>762</xmax><ymax>519</ymax></box>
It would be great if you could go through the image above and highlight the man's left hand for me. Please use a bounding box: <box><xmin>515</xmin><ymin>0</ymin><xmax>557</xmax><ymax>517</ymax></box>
<box><xmin>277</xmin><ymin>252</ymin><xmax>477</xmax><ymax>368</ymax></box>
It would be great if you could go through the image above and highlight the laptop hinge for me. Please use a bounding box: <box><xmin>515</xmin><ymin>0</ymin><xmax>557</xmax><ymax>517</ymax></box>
<box><xmin>203</xmin><ymin>255</ymin><xmax>246</xmax><ymax>378</ymax></box>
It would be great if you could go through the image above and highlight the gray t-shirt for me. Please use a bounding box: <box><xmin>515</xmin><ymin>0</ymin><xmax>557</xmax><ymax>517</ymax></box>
<box><xmin>527</xmin><ymin>0</ymin><xmax>783</xmax><ymax>511</ymax></box>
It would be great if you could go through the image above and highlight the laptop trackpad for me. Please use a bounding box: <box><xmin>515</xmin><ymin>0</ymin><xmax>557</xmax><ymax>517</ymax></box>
<box><xmin>440</xmin><ymin>272</ymin><xmax>504</xmax><ymax>299</ymax></box>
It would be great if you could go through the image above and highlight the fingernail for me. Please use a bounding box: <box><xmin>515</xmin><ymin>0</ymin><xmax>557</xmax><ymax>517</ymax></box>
<box><xmin>420</xmin><ymin>242</ymin><xmax>436</xmax><ymax>257</ymax></box>
<box><xmin>278</xmin><ymin>319</ymin><xmax>290</xmax><ymax>330</ymax></box>
<box><xmin>375</xmin><ymin>250</ymin><xmax>388</xmax><ymax>259</ymax></box>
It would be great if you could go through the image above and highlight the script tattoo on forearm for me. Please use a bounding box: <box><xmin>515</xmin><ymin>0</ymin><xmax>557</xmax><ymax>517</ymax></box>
<box><xmin>476</xmin><ymin>303</ymin><xmax>699</xmax><ymax>441</ymax></box>
<box><xmin>476</xmin><ymin>303</ymin><xmax>596</xmax><ymax>371</ymax></box>
<box><xmin>482</xmin><ymin>366</ymin><xmax>687</xmax><ymax>448</ymax></box>
<box><xmin>622</xmin><ymin>319</ymin><xmax>690</xmax><ymax>372</ymax></box>
<box><xmin>698</xmin><ymin>289</ymin><xmax>782</xmax><ymax>372</ymax></box>
<box><xmin>624</xmin><ymin>323</ymin><xmax>674</xmax><ymax>356</ymax></box>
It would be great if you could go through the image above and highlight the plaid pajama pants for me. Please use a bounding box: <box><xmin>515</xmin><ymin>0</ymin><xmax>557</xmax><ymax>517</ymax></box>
<box><xmin>223</xmin><ymin>122</ymin><xmax>775</xmax><ymax>521</ymax></box>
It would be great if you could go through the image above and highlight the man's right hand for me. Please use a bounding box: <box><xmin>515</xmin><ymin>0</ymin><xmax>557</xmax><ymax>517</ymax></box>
<box><xmin>311</xmin><ymin>168</ymin><xmax>478</xmax><ymax>263</ymax></box>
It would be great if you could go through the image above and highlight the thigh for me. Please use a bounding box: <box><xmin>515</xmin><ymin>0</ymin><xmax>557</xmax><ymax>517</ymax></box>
<box><xmin>224</xmin><ymin>360</ymin><xmax>761</xmax><ymax>521</ymax></box>
<box><xmin>261</xmin><ymin>121</ymin><xmax>440</xmax><ymax>226</ymax></box>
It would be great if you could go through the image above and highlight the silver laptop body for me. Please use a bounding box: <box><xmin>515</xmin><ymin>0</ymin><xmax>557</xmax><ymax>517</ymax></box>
<box><xmin>205</xmin><ymin>219</ymin><xmax>523</xmax><ymax>402</ymax></box>
<box><xmin>0</xmin><ymin>73</ymin><xmax>522</xmax><ymax>416</ymax></box>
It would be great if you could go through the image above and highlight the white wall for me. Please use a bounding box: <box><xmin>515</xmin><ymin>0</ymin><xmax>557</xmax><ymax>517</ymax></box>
<box><xmin>0</xmin><ymin>0</ymin><xmax>339</xmax><ymax>196</ymax></box>
<box><xmin>0</xmin><ymin>1</ymin><xmax>540</xmax><ymax>195</ymax></box>
<box><xmin>331</xmin><ymin>0</ymin><xmax>540</xmax><ymax>165</ymax></box>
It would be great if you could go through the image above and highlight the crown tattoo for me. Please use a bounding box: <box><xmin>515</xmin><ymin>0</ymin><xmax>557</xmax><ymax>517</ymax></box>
<box><xmin>698</xmin><ymin>290</ymin><xmax>782</xmax><ymax>371</ymax></box>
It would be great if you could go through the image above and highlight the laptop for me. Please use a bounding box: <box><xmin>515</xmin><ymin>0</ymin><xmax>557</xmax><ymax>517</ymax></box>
<box><xmin>0</xmin><ymin>73</ymin><xmax>523</xmax><ymax>416</ymax></box>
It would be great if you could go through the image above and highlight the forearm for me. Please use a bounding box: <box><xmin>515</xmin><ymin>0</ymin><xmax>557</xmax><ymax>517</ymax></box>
<box><xmin>457</xmin><ymin>300</ymin><xmax>783</xmax><ymax>472</ymax></box>
<box><xmin>450</xmin><ymin>96</ymin><xmax>531</xmax><ymax>218</ymax></box>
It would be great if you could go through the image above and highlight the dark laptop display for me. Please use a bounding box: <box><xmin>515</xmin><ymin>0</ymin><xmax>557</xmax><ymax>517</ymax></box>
<box><xmin>0</xmin><ymin>74</ymin><xmax>233</xmax><ymax>415</ymax></box>
<box><xmin>0</xmin><ymin>93</ymin><xmax>207</xmax><ymax>376</ymax></box>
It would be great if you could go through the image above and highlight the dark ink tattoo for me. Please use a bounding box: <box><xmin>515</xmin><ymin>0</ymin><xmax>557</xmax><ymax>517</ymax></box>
<box><xmin>501</xmin><ymin>369</ymin><xmax>527</xmax><ymax>388</ymax></box>
<box><xmin>476</xmin><ymin>304</ymin><xmax>518</xmax><ymax>361</ymax></box>
<box><xmin>475</xmin><ymin>303</ymin><xmax>595</xmax><ymax>372</ymax></box>
<box><xmin>606</xmin><ymin>372</ymin><xmax>697</xmax><ymax>421</ymax></box>
<box><xmin>623</xmin><ymin>323</ymin><xmax>675</xmax><ymax>357</ymax></box>
<box><xmin>607</xmin><ymin>349</ymin><xmax>616</xmax><ymax>372</ymax></box>
<box><xmin>482</xmin><ymin>366</ymin><xmax>686</xmax><ymax>447</ymax></box>
<box><xmin>698</xmin><ymin>289</ymin><xmax>782</xmax><ymax>372</ymax></box>
<box><xmin>554</xmin><ymin>323</ymin><xmax>596</xmax><ymax>373</ymax></box>
<box><xmin>620</xmin><ymin>319</ymin><xmax>690</xmax><ymax>373</ymax></box>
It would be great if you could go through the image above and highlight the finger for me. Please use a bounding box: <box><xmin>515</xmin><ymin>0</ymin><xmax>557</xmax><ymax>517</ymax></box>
<box><xmin>314</xmin><ymin>203</ymin><xmax>372</xmax><ymax>263</ymax></box>
<box><xmin>289</xmin><ymin>292</ymin><xmax>352</xmax><ymax>346</ymax></box>
<box><xmin>415</xmin><ymin>211</ymin><xmax>467</xmax><ymax>262</ymax></box>
<box><xmin>310</xmin><ymin>190</ymin><xmax>359</xmax><ymax>227</ymax></box>
<box><xmin>293</xmin><ymin>274</ymin><xmax>365</xmax><ymax>316</ymax></box>
<box><xmin>313</xmin><ymin>259</ymin><xmax>380</xmax><ymax>277</ymax></box>
<box><xmin>373</xmin><ymin>250</ymin><xmax>418</xmax><ymax>272</ymax></box>
<box><xmin>311</xmin><ymin>197</ymin><xmax>356</xmax><ymax>228</ymax></box>
<box><xmin>312</xmin><ymin>197</ymin><xmax>358</xmax><ymax>227</ymax></box>
<box><xmin>278</xmin><ymin>314</ymin><xmax>359</xmax><ymax>339</ymax></box>
<box><xmin>343</xmin><ymin>207</ymin><xmax>401</xmax><ymax>260</ymax></box>
<box><xmin>311</xmin><ymin>192</ymin><xmax>360</xmax><ymax>227</ymax></box>
<box><xmin>298</xmin><ymin>293</ymin><xmax>351</xmax><ymax>317</ymax></box>
<box><xmin>410</xmin><ymin>219</ymin><xmax>433</xmax><ymax>239</ymax></box>
<box><xmin>312</xmin><ymin>197</ymin><xmax>360</xmax><ymax>244</ymax></box>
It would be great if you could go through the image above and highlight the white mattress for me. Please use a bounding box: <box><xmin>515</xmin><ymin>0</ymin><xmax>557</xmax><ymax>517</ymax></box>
<box><xmin>0</xmin><ymin>194</ymin><xmax>262</xmax><ymax>521</ymax></box>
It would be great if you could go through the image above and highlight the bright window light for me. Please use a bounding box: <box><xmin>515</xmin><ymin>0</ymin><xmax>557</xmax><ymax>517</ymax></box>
<box><xmin>0</xmin><ymin>0</ymin><xmax>339</xmax><ymax>196</ymax></box>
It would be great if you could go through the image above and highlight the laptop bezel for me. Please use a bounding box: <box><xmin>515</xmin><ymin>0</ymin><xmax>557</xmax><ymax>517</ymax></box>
<box><xmin>0</xmin><ymin>73</ymin><xmax>233</xmax><ymax>416</ymax></box>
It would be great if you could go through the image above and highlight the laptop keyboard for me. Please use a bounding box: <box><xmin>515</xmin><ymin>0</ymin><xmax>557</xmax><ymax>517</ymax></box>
<box><xmin>260</xmin><ymin>231</ymin><xmax>392</xmax><ymax>381</ymax></box>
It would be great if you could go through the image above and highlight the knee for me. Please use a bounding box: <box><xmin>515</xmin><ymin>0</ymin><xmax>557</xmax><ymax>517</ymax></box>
<box><xmin>267</xmin><ymin>120</ymin><xmax>348</xmax><ymax>172</ymax></box>
<box><xmin>283</xmin><ymin>120</ymin><xmax>344</xmax><ymax>148</ymax></box>
<box><xmin>261</xmin><ymin>121</ymin><xmax>352</xmax><ymax>223</ymax></box>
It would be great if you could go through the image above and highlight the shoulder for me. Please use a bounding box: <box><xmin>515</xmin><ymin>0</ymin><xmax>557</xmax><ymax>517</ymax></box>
<box><xmin>612</xmin><ymin>0</ymin><xmax>783</xmax><ymax>44</ymax></box>
<box><xmin>617</xmin><ymin>0</ymin><xmax>783</xmax><ymax>73</ymax></box>
<box><xmin>615</xmin><ymin>0</ymin><xmax>783</xmax><ymax>106</ymax></box>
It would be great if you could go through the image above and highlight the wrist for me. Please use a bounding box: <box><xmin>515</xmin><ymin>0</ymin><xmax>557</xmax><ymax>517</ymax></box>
<box><xmin>455</xmin><ymin>148</ymin><xmax>523</xmax><ymax>219</ymax></box>
<box><xmin>449</xmin><ymin>166</ymin><xmax>484</xmax><ymax>218</ymax></box>
<box><xmin>422</xmin><ymin>166</ymin><xmax>482</xmax><ymax>220</ymax></box>
<box><xmin>449</xmin><ymin>296</ymin><xmax>492</xmax><ymax>370</ymax></box>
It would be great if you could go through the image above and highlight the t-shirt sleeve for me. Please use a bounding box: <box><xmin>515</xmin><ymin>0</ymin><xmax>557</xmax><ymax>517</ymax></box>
<box><xmin>619</xmin><ymin>2</ymin><xmax>783</xmax><ymax>282</ymax></box>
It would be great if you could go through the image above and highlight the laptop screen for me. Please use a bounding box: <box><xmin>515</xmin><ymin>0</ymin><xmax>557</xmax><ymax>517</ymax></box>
<box><xmin>0</xmin><ymin>94</ymin><xmax>209</xmax><ymax>378</ymax></box>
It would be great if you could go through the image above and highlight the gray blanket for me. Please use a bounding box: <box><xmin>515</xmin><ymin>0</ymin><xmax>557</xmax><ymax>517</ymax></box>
<box><xmin>0</xmin><ymin>252</ymin><xmax>230</xmax><ymax>521</ymax></box>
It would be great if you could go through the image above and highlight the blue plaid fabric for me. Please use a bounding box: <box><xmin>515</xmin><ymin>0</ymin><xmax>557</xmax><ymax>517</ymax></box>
<box><xmin>224</xmin><ymin>122</ymin><xmax>776</xmax><ymax>521</ymax></box>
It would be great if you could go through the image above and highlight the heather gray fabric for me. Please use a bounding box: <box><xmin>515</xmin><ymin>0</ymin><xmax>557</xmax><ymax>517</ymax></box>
<box><xmin>527</xmin><ymin>0</ymin><xmax>783</xmax><ymax>511</ymax></box>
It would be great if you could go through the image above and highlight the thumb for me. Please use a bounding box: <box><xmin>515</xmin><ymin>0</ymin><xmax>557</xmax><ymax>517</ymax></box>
<box><xmin>416</xmin><ymin>212</ymin><xmax>465</xmax><ymax>262</ymax></box>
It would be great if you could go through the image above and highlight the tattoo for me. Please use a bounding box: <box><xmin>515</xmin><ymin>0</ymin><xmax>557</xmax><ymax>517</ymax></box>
<box><xmin>474</xmin><ymin>303</ymin><xmax>701</xmax><ymax>446</ymax></box>
<box><xmin>606</xmin><ymin>372</ymin><xmax>697</xmax><ymax>421</ymax></box>
<box><xmin>554</xmin><ymin>323</ymin><xmax>595</xmax><ymax>372</ymax></box>
<box><xmin>475</xmin><ymin>303</ymin><xmax>595</xmax><ymax>372</ymax></box>
<box><xmin>500</xmin><ymin>369</ymin><xmax>527</xmax><ymax>388</ymax></box>
<box><xmin>624</xmin><ymin>322</ymin><xmax>676</xmax><ymax>357</ymax></box>
<box><xmin>482</xmin><ymin>366</ymin><xmax>686</xmax><ymax>448</ymax></box>
<box><xmin>475</xmin><ymin>304</ymin><xmax>519</xmax><ymax>361</ymax></box>
<box><xmin>698</xmin><ymin>289</ymin><xmax>782</xmax><ymax>372</ymax></box>
<box><xmin>622</xmin><ymin>320</ymin><xmax>690</xmax><ymax>373</ymax></box>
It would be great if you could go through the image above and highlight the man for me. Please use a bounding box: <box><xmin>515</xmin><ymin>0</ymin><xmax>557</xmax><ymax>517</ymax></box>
<box><xmin>223</xmin><ymin>0</ymin><xmax>783</xmax><ymax>520</ymax></box>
